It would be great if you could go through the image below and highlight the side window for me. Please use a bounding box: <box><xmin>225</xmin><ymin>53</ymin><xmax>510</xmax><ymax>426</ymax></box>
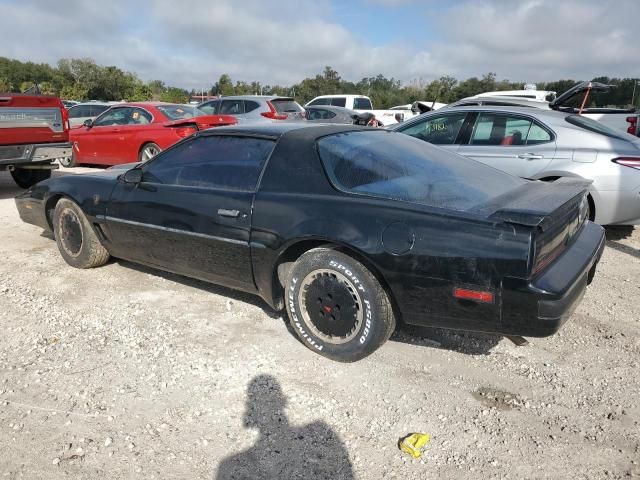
<box><xmin>198</xmin><ymin>100</ymin><xmax>219</xmax><ymax>114</ymax></box>
<box><xmin>330</xmin><ymin>97</ymin><xmax>347</xmax><ymax>107</ymax></box>
<box><xmin>398</xmin><ymin>113</ymin><xmax>467</xmax><ymax>145</ymax></box>
<box><xmin>526</xmin><ymin>122</ymin><xmax>552</xmax><ymax>145</ymax></box>
<box><xmin>143</xmin><ymin>136</ymin><xmax>275</xmax><ymax>191</ymax></box>
<box><xmin>307</xmin><ymin>109</ymin><xmax>322</xmax><ymax>120</ymax></box>
<box><xmin>93</xmin><ymin>107</ymin><xmax>131</xmax><ymax>126</ymax></box>
<box><xmin>90</xmin><ymin>105</ymin><xmax>110</xmax><ymax>117</ymax></box>
<box><xmin>129</xmin><ymin>108</ymin><xmax>152</xmax><ymax>125</ymax></box>
<box><xmin>308</xmin><ymin>98</ymin><xmax>331</xmax><ymax>106</ymax></box>
<box><xmin>244</xmin><ymin>100</ymin><xmax>259</xmax><ymax>113</ymax></box>
<box><xmin>68</xmin><ymin>105</ymin><xmax>89</xmax><ymax>118</ymax></box>
<box><xmin>470</xmin><ymin>113</ymin><xmax>532</xmax><ymax>146</ymax></box>
<box><xmin>353</xmin><ymin>97</ymin><xmax>373</xmax><ymax>110</ymax></box>
<box><xmin>219</xmin><ymin>100</ymin><xmax>244</xmax><ymax>114</ymax></box>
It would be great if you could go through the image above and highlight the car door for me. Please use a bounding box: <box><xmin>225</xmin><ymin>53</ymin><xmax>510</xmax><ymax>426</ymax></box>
<box><xmin>77</xmin><ymin>107</ymin><xmax>132</xmax><ymax>164</ymax></box>
<box><xmin>395</xmin><ymin>111</ymin><xmax>470</xmax><ymax>153</ymax></box>
<box><xmin>107</xmin><ymin>107</ymin><xmax>154</xmax><ymax>163</ymax></box>
<box><xmin>456</xmin><ymin>112</ymin><xmax>556</xmax><ymax>179</ymax></box>
<box><xmin>104</xmin><ymin>134</ymin><xmax>276</xmax><ymax>292</ymax></box>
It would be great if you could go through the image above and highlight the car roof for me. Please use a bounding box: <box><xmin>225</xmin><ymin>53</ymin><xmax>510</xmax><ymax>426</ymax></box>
<box><xmin>71</xmin><ymin>101</ymin><xmax>114</xmax><ymax>107</ymax></box>
<box><xmin>306</xmin><ymin>105</ymin><xmax>358</xmax><ymax>114</ymax></box>
<box><xmin>436</xmin><ymin>105</ymin><xmax>569</xmax><ymax>119</ymax></box>
<box><xmin>205</xmin><ymin>95</ymin><xmax>295</xmax><ymax>101</ymax></box>
<box><xmin>200</xmin><ymin>122</ymin><xmax>368</xmax><ymax>139</ymax></box>
<box><xmin>449</xmin><ymin>96</ymin><xmax>550</xmax><ymax>108</ymax></box>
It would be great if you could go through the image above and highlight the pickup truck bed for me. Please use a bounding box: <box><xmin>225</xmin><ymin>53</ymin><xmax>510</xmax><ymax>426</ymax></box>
<box><xmin>0</xmin><ymin>94</ymin><xmax>71</xmax><ymax>188</ymax></box>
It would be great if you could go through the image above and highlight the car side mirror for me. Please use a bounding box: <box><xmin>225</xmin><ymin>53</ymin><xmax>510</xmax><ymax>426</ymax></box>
<box><xmin>122</xmin><ymin>168</ymin><xmax>143</xmax><ymax>184</ymax></box>
<box><xmin>83</xmin><ymin>119</ymin><xmax>93</xmax><ymax>128</ymax></box>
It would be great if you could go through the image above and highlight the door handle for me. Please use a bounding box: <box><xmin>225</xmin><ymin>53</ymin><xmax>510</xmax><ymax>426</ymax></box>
<box><xmin>218</xmin><ymin>208</ymin><xmax>241</xmax><ymax>218</ymax></box>
<box><xmin>518</xmin><ymin>153</ymin><xmax>544</xmax><ymax>160</ymax></box>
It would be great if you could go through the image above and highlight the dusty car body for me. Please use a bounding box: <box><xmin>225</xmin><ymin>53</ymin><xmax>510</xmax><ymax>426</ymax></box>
<box><xmin>16</xmin><ymin>124</ymin><xmax>604</xmax><ymax>361</ymax></box>
<box><xmin>392</xmin><ymin>106</ymin><xmax>640</xmax><ymax>225</ymax></box>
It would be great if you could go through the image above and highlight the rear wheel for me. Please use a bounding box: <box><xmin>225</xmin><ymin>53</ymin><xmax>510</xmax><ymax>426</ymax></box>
<box><xmin>10</xmin><ymin>168</ymin><xmax>51</xmax><ymax>188</ymax></box>
<box><xmin>139</xmin><ymin>143</ymin><xmax>161</xmax><ymax>162</ymax></box>
<box><xmin>285</xmin><ymin>248</ymin><xmax>395</xmax><ymax>362</ymax></box>
<box><xmin>53</xmin><ymin>198</ymin><xmax>110</xmax><ymax>269</ymax></box>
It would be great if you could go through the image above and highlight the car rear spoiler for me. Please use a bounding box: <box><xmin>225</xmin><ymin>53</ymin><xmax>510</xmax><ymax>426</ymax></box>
<box><xmin>472</xmin><ymin>178</ymin><xmax>592</xmax><ymax>230</ymax></box>
<box><xmin>163</xmin><ymin>115</ymin><xmax>237</xmax><ymax>130</ymax></box>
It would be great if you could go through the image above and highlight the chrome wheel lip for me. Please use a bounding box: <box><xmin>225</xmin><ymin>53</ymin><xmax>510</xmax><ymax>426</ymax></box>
<box><xmin>298</xmin><ymin>269</ymin><xmax>363</xmax><ymax>345</ymax></box>
<box><xmin>58</xmin><ymin>208</ymin><xmax>83</xmax><ymax>258</ymax></box>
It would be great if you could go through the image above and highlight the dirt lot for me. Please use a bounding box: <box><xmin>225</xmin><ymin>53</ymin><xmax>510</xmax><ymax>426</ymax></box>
<box><xmin>0</xmin><ymin>168</ymin><xmax>639</xmax><ymax>479</ymax></box>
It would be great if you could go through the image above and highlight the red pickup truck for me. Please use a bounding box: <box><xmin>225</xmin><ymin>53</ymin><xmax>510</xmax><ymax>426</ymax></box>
<box><xmin>0</xmin><ymin>94</ymin><xmax>72</xmax><ymax>188</ymax></box>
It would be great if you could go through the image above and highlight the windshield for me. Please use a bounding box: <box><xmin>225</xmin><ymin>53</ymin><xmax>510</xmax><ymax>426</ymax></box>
<box><xmin>317</xmin><ymin>130</ymin><xmax>525</xmax><ymax>211</ymax></box>
<box><xmin>156</xmin><ymin>104</ymin><xmax>204</xmax><ymax>120</ymax></box>
<box><xmin>565</xmin><ymin>115</ymin><xmax>630</xmax><ymax>141</ymax></box>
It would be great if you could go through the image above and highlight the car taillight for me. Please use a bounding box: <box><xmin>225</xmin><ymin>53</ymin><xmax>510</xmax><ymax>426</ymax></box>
<box><xmin>612</xmin><ymin>157</ymin><xmax>640</xmax><ymax>170</ymax></box>
<box><xmin>260</xmin><ymin>101</ymin><xmax>288</xmax><ymax>120</ymax></box>
<box><xmin>61</xmin><ymin>106</ymin><xmax>70</xmax><ymax>130</ymax></box>
<box><xmin>174</xmin><ymin>126</ymin><xmax>198</xmax><ymax>138</ymax></box>
<box><xmin>453</xmin><ymin>288</ymin><xmax>494</xmax><ymax>303</ymax></box>
<box><xmin>626</xmin><ymin>116</ymin><xmax>638</xmax><ymax>136</ymax></box>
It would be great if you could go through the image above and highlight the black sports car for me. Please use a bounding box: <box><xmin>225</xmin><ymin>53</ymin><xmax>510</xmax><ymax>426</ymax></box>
<box><xmin>15</xmin><ymin>124</ymin><xmax>605</xmax><ymax>362</ymax></box>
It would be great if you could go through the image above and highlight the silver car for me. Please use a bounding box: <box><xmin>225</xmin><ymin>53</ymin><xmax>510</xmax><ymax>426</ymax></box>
<box><xmin>67</xmin><ymin>102</ymin><xmax>113</xmax><ymax>127</ymax></box>
<box><xmin>392</xmin><ymin>106</ymin><xmax>640</xmax><ymax>225</ymax></box>
<box><xmin>305</xmin><ymin>105</ymin><xmax>358</xmax><ymax>124</ymax></box>
<box><xmin>197</xmin><ymin>95</ymin><xmax>306</xmax><ymax>122</ymax></box>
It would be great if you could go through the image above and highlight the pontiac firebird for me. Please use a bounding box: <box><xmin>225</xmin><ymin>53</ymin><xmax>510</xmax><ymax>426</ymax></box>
<box><xmin>16</xmin><ymin>124</ymin><xmax>605</xmax><ymax>362</ymax></box>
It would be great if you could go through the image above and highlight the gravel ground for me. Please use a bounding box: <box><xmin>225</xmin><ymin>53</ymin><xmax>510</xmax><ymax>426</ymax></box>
<box><xmin>0</xmin><ymin>168</ymin><xmax>639</xmax><ymax>479</ymax></box>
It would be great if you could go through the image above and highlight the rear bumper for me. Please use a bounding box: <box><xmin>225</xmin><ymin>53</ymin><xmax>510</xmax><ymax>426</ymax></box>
<box><xmin>501</xmin><ymin>221</ymin><xmax>605</xmax><ymax>337</ymax></box>
<box><xmin>0</xmin><ymin>142</ymin><xmax>72</xmax><ymax>167</ymax></box>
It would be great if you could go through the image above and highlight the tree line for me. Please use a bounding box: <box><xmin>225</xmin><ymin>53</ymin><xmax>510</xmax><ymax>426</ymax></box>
<box><xmin>1</xmin><ymin>57</ymin><xmax>638</xmax><ymax>108</ymax></box>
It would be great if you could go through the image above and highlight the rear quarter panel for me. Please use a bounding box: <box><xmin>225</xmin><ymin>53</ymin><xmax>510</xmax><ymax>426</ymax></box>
<box><xmin>251</xmin><ymin>130</ymin><xmax>531</xmax><ymax>332</ymax></box>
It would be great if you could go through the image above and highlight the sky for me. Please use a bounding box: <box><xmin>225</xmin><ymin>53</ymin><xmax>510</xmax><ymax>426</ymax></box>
<box><xmin>1</xmin><ymin>0</ymin><xmax>639</xmax><ymax>90</ymax></box>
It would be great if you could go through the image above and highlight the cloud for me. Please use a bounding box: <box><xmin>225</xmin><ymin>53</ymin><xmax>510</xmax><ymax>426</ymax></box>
<box><xmin>1</xmin><ymin>0</ymin><xmax>638</xmax><ymax>89</ymax></box>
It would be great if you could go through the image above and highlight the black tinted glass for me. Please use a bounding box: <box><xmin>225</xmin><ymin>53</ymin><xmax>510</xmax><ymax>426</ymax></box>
<box><xmin>244</xmin><ymin>101</ymin><xmax>260</xmax><ymax>113</ymax></box>
<box><xmin>219</xmin><ymin>100</ymin><xmax>244</xmax><ymax>114</ymax></box>
<box><xmin>271</xmin><ymin>99</ymin><xmax>303</xmax><ymax>113</ymax></box>
<box><xmin>353</xmin><ymin>98</ymin><xmax>372</xmax><ymax>109</ymax></box>
<box><xmin>318</xmin><ymin>131</ymin><xmax>524</xmax><ymax>211</ymax></box>
<box><xmin>330</xmin><ymin>97</ymin><xmax>347</xmax><ymax>107</ymax></box>
<box><xmin>143</xmin><ymin>136</ymin><xmax>275</xmax><ymax>191</ymax></box>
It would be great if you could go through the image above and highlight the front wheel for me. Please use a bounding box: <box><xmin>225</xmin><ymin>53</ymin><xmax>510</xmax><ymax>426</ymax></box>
<box><xmin>53</xmin><ymin>198</ymin><xmax>110</xmax><ymax>269</ymax></box>
<box><xmin>10</xmin><ymin>168</ymin><xmax>51</xmax><ymax>188</ymax></box>
<box><xmin>285</xmin><ymin>248</ymin><xmax>395</xmax><ymax>362</ymax></box>
<box><xmin>139</xmin><ymin>143</ymin><xmax>161</xmax><ymax>162</ymax></box>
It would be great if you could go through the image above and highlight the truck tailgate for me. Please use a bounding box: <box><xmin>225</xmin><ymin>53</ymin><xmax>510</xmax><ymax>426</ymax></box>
<box><xmin>0</xmin><ymin>95</ymin><xmax>67</xmax><ymax>144</ymax></box>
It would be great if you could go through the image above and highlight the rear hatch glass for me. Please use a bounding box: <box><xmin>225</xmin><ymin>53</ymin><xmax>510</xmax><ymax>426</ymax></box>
<box><xmin>317</xmin><ymin>130</ymin><xmax>525</xmax><ymax>211</ymax></box>
<box><xmin>271</xmin><ymin>98</ymin><xmax>305</xmax><ymax>120</ymax></box>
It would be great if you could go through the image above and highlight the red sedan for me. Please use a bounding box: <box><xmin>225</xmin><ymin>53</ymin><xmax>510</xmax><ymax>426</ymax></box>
<box><xmin>64</xmin><ymin>102</ymin><xmax>236</xmax><ymax>167</ymax></box>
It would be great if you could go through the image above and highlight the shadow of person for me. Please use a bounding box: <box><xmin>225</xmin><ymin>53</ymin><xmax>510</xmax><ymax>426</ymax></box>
<box><xmin>215</xmin><ymin>375</ymin><xmax>354</xmax><ymax>480</ymax></box>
